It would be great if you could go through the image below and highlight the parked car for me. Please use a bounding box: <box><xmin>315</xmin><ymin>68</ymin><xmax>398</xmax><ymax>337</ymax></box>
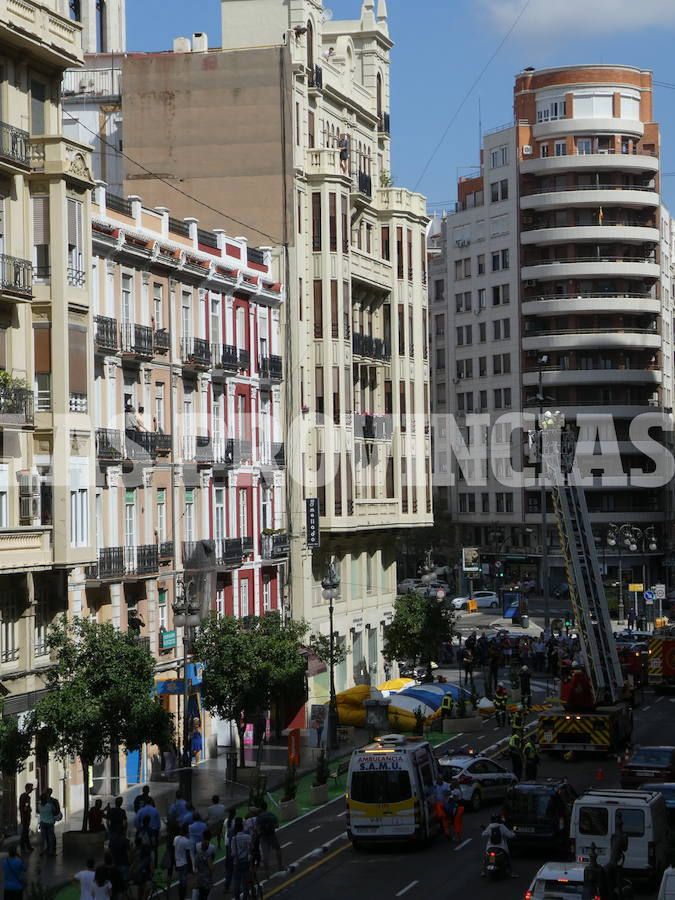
<box><xmin>621</xmin><ymin>747</ymin><xmax>675</xmax><ymax>789</ymax></box>
<box><xmin>437</xmin><ymin>753</ymin><xmax>517</xmax><ymax>811</ymax></box>
<box><xmin>503</xmin><ymin>779</ymin><xmax>578</xmax><ymax>854</ymax></box>
<box><xmin>451</xmin><ymin>590</ymin><xmax>500</xmax><ymax>611</ymax></box>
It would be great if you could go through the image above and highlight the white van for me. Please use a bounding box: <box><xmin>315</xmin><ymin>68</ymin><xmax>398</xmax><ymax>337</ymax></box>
<box><xmin>570</xmin><ymin>789</ymin><xmax>669</xmax><ymax>883</ymax></box>
<box><xmin>346</xmin><ymin>734</ymin><xmax>439</xmax><ymax>847</ymax></box>
<box><xmin>658</xmin><ymin>867</ymin><xmax>675</xmax><ymax>900</ymax></box>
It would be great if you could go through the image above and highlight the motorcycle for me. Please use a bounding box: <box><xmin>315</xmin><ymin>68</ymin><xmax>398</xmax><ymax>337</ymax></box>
<box><xmin>483</xmin><ymin>845</ymin><xmax>510</xmax><ymax>880</ymax></box>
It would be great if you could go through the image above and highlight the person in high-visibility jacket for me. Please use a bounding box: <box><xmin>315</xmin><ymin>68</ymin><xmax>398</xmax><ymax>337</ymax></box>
<box><xmin>508</xmin><ymin>732</ymin><xmax>523</xmax><ymax>780</ymax></box>
<box><xmin>493</xmin><ymin>683</ymin><xmax>508</xmax><ymax>727</ymax></box>
<box><xmin>523</xmin><ymin>737</ymin><xmax>539</xmax><ymax>780</ymax></box>
<box><xmin>441</xmin><ymin>693</ymin><xmax>454</xmax><ymax>720</ymax></box>
<box><xmin>510</xmin><ymin>704</ymin><xmax>526</xmax><ymax>736</ymax></box>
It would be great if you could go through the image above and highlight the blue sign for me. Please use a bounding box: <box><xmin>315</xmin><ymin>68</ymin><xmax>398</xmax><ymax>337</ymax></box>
<box><xmin>644</xmin><ymin>590</ymin><xmax>655</xmax><ymax>601</ymax></box>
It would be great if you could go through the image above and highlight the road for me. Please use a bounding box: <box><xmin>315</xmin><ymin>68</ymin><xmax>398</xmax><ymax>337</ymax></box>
<box><xmin>252</xmin><ymin>691</ymin><xmax>675</xmax><ymax>900</ymax></box>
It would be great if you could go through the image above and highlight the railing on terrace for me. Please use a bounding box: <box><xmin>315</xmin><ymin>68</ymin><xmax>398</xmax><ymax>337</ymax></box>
<box><xmin>121</xmin><ymin>323</ymin><xmax>153</xmax><ymax>356</ymax></box>
<box><xmin>94</xmin><ymin>315</ymin><xmax>118</xmax><ymax>352</ymax></box>
<box><xmin>0</xmin><ymin>254</ymin><xmax>33</xmax><ymax>297</ymax></box>
<box><xmin>0</xmin><ymin>122</ymin><xmax>29</xmax><ymax>167</ymax></box>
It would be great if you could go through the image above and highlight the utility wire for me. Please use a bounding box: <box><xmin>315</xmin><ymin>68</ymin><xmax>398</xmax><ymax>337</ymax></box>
<box><xmin>62</xmin><ymin>108</ymin><xmax>282</xmax><ymax>245</ymax></box>
<box><xmin>413</xmin><ymin>0</ymin><xmax>533</xmax><ymax>192</ymax></box>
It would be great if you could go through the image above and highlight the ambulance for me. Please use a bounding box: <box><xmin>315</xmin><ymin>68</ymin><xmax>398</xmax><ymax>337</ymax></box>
<box><xmin>345</xmin><ymin>734</ymin><xmax>439</xmax><ymax>847</ymax></box>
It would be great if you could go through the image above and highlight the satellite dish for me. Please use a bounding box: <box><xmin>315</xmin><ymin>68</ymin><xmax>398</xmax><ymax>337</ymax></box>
<box><xmin>321</xmin><ymin>8</ymin><xmax>334</xmax><ymax>23</ymax></box>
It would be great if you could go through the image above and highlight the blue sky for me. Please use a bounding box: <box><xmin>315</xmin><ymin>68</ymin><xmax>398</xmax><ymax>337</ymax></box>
<box><xmin>128</xmin><ymin>0</ymin><xmax>675</xmax><ymax>211</ymax></box>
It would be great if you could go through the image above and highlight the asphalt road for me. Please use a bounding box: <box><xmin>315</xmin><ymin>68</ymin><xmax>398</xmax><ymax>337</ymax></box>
<box><xmin>253</xmin><ymin>691</ymin><xmax>675</xmax><ymax>900</ymax></box>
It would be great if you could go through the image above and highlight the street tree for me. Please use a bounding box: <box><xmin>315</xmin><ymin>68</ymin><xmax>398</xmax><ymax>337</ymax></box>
<box><xmin>193</xmin><ymin>612</ymin><xmax>308</xmax><ymax>767</ymax></box>
<box><xmin>35</xmin><ymin>617</ymin><xmax>173</xmax><ymax>831</ymax></box>
<box><xmin>0</xmin><ymin>710</ymin><xmax>34</xmax><ymax>778</ymax></box>
<box><xmin>383</xmin><ymin>592</ymin><xmax>454</xmax><ymax>681</ymax></box>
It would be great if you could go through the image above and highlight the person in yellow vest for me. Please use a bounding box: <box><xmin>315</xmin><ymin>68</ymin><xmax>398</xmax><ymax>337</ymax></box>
<box><xmin>523</xmin><ymin>736</ymin><xmax>539</xmax><ymax>780</ymax></box>
<box><xmin>441</xmin><ymin>693</ymin><xmax>454</xmax><ymax>720</ymax></box>
<box><xmin>510</xmin><ymin>704</ymin><xmax>526</xmax><ymax>736</ymax></box>
<box><xmin>493</xmin><ymin>683</ymin><xmax>508</xmax><ymax>728</ymax></box>
<box><xmin>508</xmin><ymin>732</ymin><xmax>523</xmax><ymax>780</ymax></box>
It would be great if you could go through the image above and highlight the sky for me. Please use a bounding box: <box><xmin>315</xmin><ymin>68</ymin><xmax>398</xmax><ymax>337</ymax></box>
<box><xmin>128</xmin><ymin>0</ymin><xmax>675</xmax><ymax>212</ymax></box>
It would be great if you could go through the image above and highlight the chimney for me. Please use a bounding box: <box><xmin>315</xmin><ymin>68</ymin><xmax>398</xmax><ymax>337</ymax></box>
<box><xmin>173</xmin><ymin>36</ymin><xmax>191</xmax><ymax>53</ymax></box>
<box><xmin>192</xmin><ymin>32</ymin><xmax>208</xmax><ymax>52</ymax></box>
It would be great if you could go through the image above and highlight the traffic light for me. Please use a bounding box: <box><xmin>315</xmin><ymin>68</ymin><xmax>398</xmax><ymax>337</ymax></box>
<box><xmin>565</xmin><ymin>613</ymin><xmax>572</xmax><ymax>629</ymax></box>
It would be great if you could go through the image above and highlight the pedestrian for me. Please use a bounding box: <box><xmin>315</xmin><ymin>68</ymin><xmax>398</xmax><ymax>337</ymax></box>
<box><xmin>18</xmin><ymin>784</ymin><xmax>33</xmax><ymax>854</ymax></box>
<box><xmin>256</xmin><ymin>801</ymin><xmax>283</xmax><ymax>878</ymax></box>
<box><xmin>431</xmin><ymin>777</ymin><xmax>451</xmax><ymax>839</ymax></box>
<box><xmin>511</xmin><ymin>704</ymin><xmax>526</xmax><ymax>737</ymax></box>
<box><xmin>494</xmin><ymin>682</ymin><xmax>508</xmax><ymax>728</ymax></box>
<box><xmin>193</xmin><ymin>834</ymin><xmax>216</xmax><ymax>900</ymax></box>
<box><xmin>462</xmin><ymin>648</ymin><xmax>474</xmax><ymax>687</ymax></box>
<box><xmin>508</xmin><ymin>732</ymin><xmax>523</xmax><ymax>780</ymax></box>
<box><xmin>191</xmin><ymin>727</ymin><xmax>203</xmax><ymax>765</ymax></box>
<box><xmin>179</xmin><ymin>803</ymin><xmax>195</xmax><ymax>828</ymax></box>
<box><xmin>173</xmin><ymin>823</ymin><xmax>193</xmax><ymax>900</ymax></box>
<box><xmin>136</xmin><ymin>798</ymin><xmax>161</xmax><ymax>865</ymax></box>
<box><xmin>168</xmin><ymin>790</ymin><xmax>188</xmax><ymax>824</ymax></box>
<box><xmin>105</xmin><ymin>796</ymin><xmax>127</xmax><ymax>838</ymax></box>
<box><xmin>73</xmin><ymin>858</ymin><xmax>96</xmax><ymax>900</ymax></box>
<box><xmin>189</xmin><ymin>810</ymin><xmax>208</xmax><ymax>853</ymax></box>
<box><xmin>523</xmin><ymin>737</ymin><xmax>539</xmax><ymax>780</ymax></box>
<box><xmin>88</xmin><ymin>798</ymin><xmax>105</xmax><ymax>833</ymax></box>
<box><xmin>451</xmin><ymin>786</ymin><xmax>465</xmax><ymax>842</ymax></box>
<box><xmin>101</xmin><ymin>850</ymin><xmax>125</xmax><ymax>900</ymax></box>
<box><xmin>133</xmin><ymin>785</ymin><xmax>151</xmax><ymax>814</ymax></box>
<box><xmin>129</xmin><ymin>834</ymin><xmax>154</xmax><ymax>900</ymax></box>
<box><xmin>488</xmin><ymin>647</ymin><xmax>501</xmax><ymax>696</ymax></box>
<box><xmin>224</xmin><ymin>807</ymin><xmax>237</xmax><ymax>893</ymax></box>
<box><xmin>91</xmin><ymin>865</ymin><xmax>112</xmax><ymax>900</ymax></box>
<box><xmin>520</xmin><ymin>665</ymin><xmax>532</xmax><ymax>710</ymax></box>
<box><xmin>38</xmin><ymin>789</ymin><xmax>57</xmax><ymax>856</ymax></box>
<box><xmin>206</xmin><ymin>794</ymin><xmax>227</xmax><ymax>849</ymax></box>
<box><xmin>108</xmin><ymin>830</ymin><xmax>132</xmax><ymax>886</ymax></box>
<box><xmin>231</xmin><ymin>817</ymin><xmax>253</xmax><ymax>900</ymax></box>
<box><xmin>2</xmin><ymin>846</ymin><xmax>26</xmax><ymax>899</ymax></box>
<box><xmin>534</xmin><ymin>635</ymin><xmax>546</xmax><ymax>673</ymax></box>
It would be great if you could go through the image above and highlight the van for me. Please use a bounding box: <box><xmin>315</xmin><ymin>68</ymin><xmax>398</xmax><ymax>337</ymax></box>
<box><xmin>346</xmin><ymin>734</ymin><xmax>439</xmax><ymax>847</ymax></box>
<box><xmin>570</xmin><ymin>789</ymin><xmax>669</xmax><ymax>883</ymax></box>
<box><xmin>658</xmin><ymin>867</ymin><xmax>675</xmax><ymax>900</ymax></box>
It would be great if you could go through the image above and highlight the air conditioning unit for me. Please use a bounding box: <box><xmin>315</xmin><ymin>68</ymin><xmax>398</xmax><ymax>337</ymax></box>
<box><xmin>522</xmin><ymin>145</ymin><xmax>533</xmax><ymax>156</ymax></box>
<box><xmin>526</xmin><ymin>280</ymin><xmax>537</xmax><ymax>287</ymax></box>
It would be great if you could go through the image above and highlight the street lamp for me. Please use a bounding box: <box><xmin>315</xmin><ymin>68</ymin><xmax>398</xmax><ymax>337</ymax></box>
<box><xmin>321</xmin><ymin>557</ymin><xmax>341</xmax><ymax>752</ymax></box>
<box><xmin>173</xmin><ymin>577</ymin><xmax>200</xmax><ymax>800</ymax></box>
<box><xmin>607</xmin><ymin>523</ymin><xmax>659</xmax><ymax>625</ymax></box>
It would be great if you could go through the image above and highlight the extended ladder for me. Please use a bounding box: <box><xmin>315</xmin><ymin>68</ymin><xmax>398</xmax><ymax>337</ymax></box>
<box><xmin>543</xmin><ymin>431</ymin><xmax>624</xmax><ymax>704</ymax></box>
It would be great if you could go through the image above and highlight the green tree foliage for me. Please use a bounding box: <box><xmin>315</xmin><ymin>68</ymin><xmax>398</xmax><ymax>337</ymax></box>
<box><xmin>383</xmin><ymin>592</ymin><xmax>454</xmax><ymax>681</ymax></box>
<box><xmin>308</xmin><ymin>632</ymin><xmax>348</xmax><ymax>667</ymax></box>
<box><xmin>192</xmin><ymin>612</ymin><xmax>308</xmax><ymax>767</ymax></box>
<box><xmin>0</xmin><ymin>711</ymin><xmax>34</xmax><ymax>777</ymax></box>
<box><xmin>35</xmin><ymin>618</ymin><xmax>173</xmax><ymax>831</ymax></box>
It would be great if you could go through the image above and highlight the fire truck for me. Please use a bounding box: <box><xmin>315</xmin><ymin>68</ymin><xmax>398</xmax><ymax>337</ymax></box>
<box><xmin>535</xmin><ymin>423</ymin><xmax>633</xmax><ymax>754</ymax></box>
<box><xmin>648</xmin><ymin>630</ymin><xmax>675</xmax><ymax>688</ymax></box>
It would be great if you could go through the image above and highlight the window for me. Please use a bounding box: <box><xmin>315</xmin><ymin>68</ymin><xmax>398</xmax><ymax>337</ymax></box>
<box><xmin>184</xmin><ymin>489</ymin><xmax>194</xmax><ymax>543</ymax></box>
<box><xmin>153</xmin><ymin>283</ymin><xmax>163</xmax><ymax>329</ymax></box>
<box><xmin>396</xmin><ymin>227</ymin><xmax>404</xmax><ymax>279</ymax></box>
<box><xmin>30</xmin><ymin>78</ymin><xmax>47</xmax><ymax>134</ymax></box>
<box><xmin>493</xmin><ymin>320</ymin><xmax>501</xmax><ymax>340</ymax></box>
<box><xmin>494</xmin><ymin>388</ymin><xmax>502</xmax><ymax>409</ymax></box>
<box><xmin>455</xmin><ymin>293</ymin><xmax>463</xmax><ymax>313</ymax></box>
<box><xmin>577</xmin><ymin>138</ymin><xmax>593</xmax><ymax>155</ymax></box>
<box><xmin>381</xmin><ymin>226</ymin><xmax>390</xmax><ymax>261</ymax></box>
<box><xmin>329</xmin><ymin>193</ymin><xmax>337</xmax><ymax>252</ymax></box>
<box><xmin>540</xmin><ymin>143</ymin><xmax>549</xmax><ymax>158</ymax></box>
<box><xmin>536</xmin><ymin>98</ymin><xmax>566</xmax><ymax>123</ymax></box>
<box><xmin>240</xmin><ymin>579</ymin><xmax>249</xmax><ymax>618</ymax></box>
<box><xmin>435</xmin><ymin>348</ymin><xmax>446</xmax><ymax>370</ymax></box>
<box><xmin>342</xmin><ymin>196</ymin><xmax>349</xmax><ymax>253</ymax></box>
<box><xmin>34</xmin><ymin>585</ymin><xmax>49</xmax><ymax>657</ymax></box>
<box><xmin>308</xmin><ymin>110</ymin><xmax>315</xmax><ymax>148</ymax></box>
<box><xmin>479</xmin><ymin>390</ymin><xmax>487</xmax><ymax>410</ymax></box>
<box><xmin>157</xmin><ymin>488</ymin><xmax>166</xmax><ymax>543</ymax></box>
<box><xmin>464</xmin><ymin>258</ymin><xmax>471</xmax><ymax>277</ymax></box>
<box><xmin>34</xmin><ymin>324</ymin><xmax>51</xmax><ymax>412</ymax></box>
<box><xmin>263</xmin><ymin>578</ymin><xmax>272</xmax><ymax>612</ymax></box>
<box><xmin>434</xmin><ymin>279</ymin><xmax>444</xmax><ymax>302</ymax></box>
<box><xmin>456</xmin><ymin>327</ymin><xmax>463</xmax><ymax>347</ymax></box>
<box><xmin>477</xmin><ymin>254</ymin><xmax>485</xmax><ymax>275</ymax></box>
<box><xmin>554</xmin><ymin>140</ymin><xmax>567</xmax><ymax>157</ymax></box>
<box><xmin>68</xmin><ymin>324</ymin><xmax>87</xmax><ymax>409</ymax></box>
<box><xmin>70</xmin><ymin>485</ymin><xmax>88</xmax><ymax>547</ymax></box>
<box><xmin>32</xmin><ymin>195</ymin><xmax>50</xmax><ymax>279</ymax></box>
<box><xmin>436</xmin><ymin>382</ymin><xmax>446</xmax><ymax>405</ymax></box>
<box><xmin>0</xmin><ymin>592</ymin><xmax>18</xmax><ymax>663</ymax></box>
<box><xmin>478</xmin><ymin>357</ymin><xmax>487</xmax><ymax>377</ymax></box>
<box><xmin>492</xmin><ymin>284</ymin><xmax>510</xmax><ymax>306</ymax></box>
<box><xmin>154</xmin><ymin>382</ymin><xmax>164</xmax><ymax>432</ymax></box>
<box><xmin>239</xmin><ymin>488</ymin><xmax>248</xmax><ymax>538</ymax></box>
<box><xmin>463</xmin><ymin>292</ymin><xmax>471</xmax><ymax>311</ymax></box>
<box><xmin>67</xmin><ymin>197</ymin><xmax>84</xmax><ymax>280</ymax></box>
<box><xmin>620</xmin><ymin>810</ymin><xmax>645</xmax><ymax>837</ymax></box>
<box><xmin>578</xmin><ymin>807</ymin><xmax>608</xmax><ymax>836</ymax></box>
<box><xmin>435</xmin><ymin>315</ymin><xmax>445</xmax><ymax>336</ymax></box>
<box><xmin>503</xmin><ymin>318</ymin><xmax>511</xmax><ymax>339</ymax></box>
<box><xmin>493</xmin><ymin>354</ymin><xmax>502</xmax><ymax>375</ymax></box>
<box><xmin>311</xmin><ymin>193</ymin><xmax>322</xmax><ymax>251</ymax></box>
<box><xmin>313</xmin><ymin>280</ymin><xmax>323</xmax><ymax>338</ymax></box>
<box><xmin>490</xmin><ymin>145</ymin><xmax>508</xmax><ymax>168</ymax></box>
<box><xmin>315</xmin><ymin>366</ymin><xmax>324</xmax><ymax>413</ymax></box>
<box><xmin>504</xmin><ymin>387</ymin><xmax>512</xmax><ymax>408</ymax></box>
<box><xmin>502</xmin><ymin>353</ymin><xmax>511</xmax><ymax>374</ymax></box>
<box><xmin>479</xmin><ymin>322</ymin><xmax>486</xmax><ymax>343</ymax></box>
<box><xmin>465</xmin><ymin>325</ymin><xmax>472</xmax><ymax>345</ymax></box>
<box><xmin>490</xmin><ymin>180</ymin><xmax>508</xmax><ymax>202</ymax></box>
<box><xmin>0</xmin><ymin>465</ymin><xmax>7</xmax><ymax>528</ymax></box>
<box><xmin>478</xmin><ymin>288</ymin><xmax>486</xmax><ymax>309</ymax></box>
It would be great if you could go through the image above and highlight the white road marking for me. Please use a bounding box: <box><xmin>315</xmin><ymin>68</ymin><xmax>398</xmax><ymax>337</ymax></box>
<box><xmin>643</xmin><ymin>706</ymin><xmax>651</xmax><ymax>711</ymax></box>
<box><xmin>396</xmin><ymin>880</ymin><xmax>419</xmax><ymax>896</ymax></box>
<box><xmin>338</xmin><ymin>810</ymin><xmax>348</xmax><ymax>817</ymax></box>
<box><xmin>309</xmin><ymin>825</ymin><xmax>321</xmax><ymax>833</ymax></box>
<box><xmin>455</xmin><ymin>838</ymin><xmax>472</xmax><ymax>851</ymax></box>
<box><xmin>281</xmin><ymin>841</ymin><xmax>293</xmax><ymax>848</ymax></box>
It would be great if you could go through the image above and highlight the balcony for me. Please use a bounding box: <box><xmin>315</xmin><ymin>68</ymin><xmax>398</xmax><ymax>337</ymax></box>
<box><xmin>238</xmin><ymin>348</ymin><xmax>250</xmax><ymax>371</ymax></box>
<box><xmin>520</xmin><ymin>224</ymin><xmax>660</xmax><ymax>246</ymax></box>
<box><xmin>520</xmin><ymin>183</ymin><xmax>659</xmax><ymax>212</ymax></box>
<box><xmin>159</xmin><ymin>541</ymin><xmax>174</xmax><ymax>562</ymax></box>
<box><xmin>0</xmin><ymin>527</ymin><xmax>53</xmax><ymax>573</ymax></box>
<box><xmin>355</xmin><ymin>413</ymin><xmax>393</xmax><ymax>441</ymax></box>
<box><xmin>242</xmin><ymin>536</ymin><xmax>254</xmax><ymax>555</ymax></box>
<box><xmin>124</xmin><ymin>545</ymin><xmax>159</xmax><ymax>577</ymax></box>
<box><xmin>352</xmin><ymin>333</ymin><xmax>391</xmax><ymax>363</ymax></box>
<box><xmin>259</xmin><ymin>355</ymin><xmax>283</xmax><ymax>381</ymax></box>
<box><xmin>0</xmin><ymin>254</ymin><xmax>32</xmax><ymax>301</ymax></box>
<box><xmin>308</xmin><ymin>64</ymin><xmax>323</xmax><ymax>90</ymax></box>
<box><xmin>93</xmin><ymin>547</ymin><xmax>125</xmax><ymax>581</ymax></box>
<box><xmin>96</xmin><ymin>428</ymin><xmax>125</xmax><ymax>462</ymax></box>
<box><xmin>121</xmin><ymin>323</ymin><xmax>153</xmax><ymax>360</ymax></box>
<box><xmin>0</xmin><ymin>384</ymin><xmax>34</xmax><ymax>427</ymax></box>
<box><xmin>182</xmin><ymin>540</ymin><xmax>217</xmax><ymax>570</ymax></box>
<box><xmin>153</xmin><ymin>329</ymin><xmax>171</xmax><ymax>353</ymax></box>
<box><xmin>181</xmin><ymin>337</ymin><xmax>211</xmax><ymax>371</ymax></box>
<box><xmin>378</xmin><ymin>112</ymin><xmax>391</xmax><ymax>136</ymax></box>
<box><xmin>126</xmin><ymin>429</ymin><xmax>159</xmax><ymax>461</ymax></box>
<box><xmin>0</xmin><ymin>122</ymin><xmax>29</xmax><ymax>171</ymax></box>
<box><xmin>215</xmin><ymin>537</ymin><xmax>243</xmax><ymax>568</ymax></box>
<box><xmin>522</xmin><ymin>327</ymin><xmax>661</xmax><ymax>353</ymax></box>
<box><xmin>352</xmin><ymin>171</ymin><xmax>373</xmax><ymax>201</ymax></box>
<box><xmin>67</xmin><ymin>266</ymin><xmax>86</xmax><ymax>288</ymax></box>
<box><xmin>521</xmin><ymin>291</ymin><xmax>661</xmax><ymax>317</ymax></box>
<box><xmin>260</xmin><ymin>442</ymin><xmax>285</xmax><ymax>468</ymax></box>
<box><xmin>155</xmin><ymin>433</ymin><xmax>172</xmax><ymax>456</ymax></box>
<box><xmin>262</xmin><ymin>532</ymin><xmax>290</xmax><ymax>560</ymax></box>
<box><xmin>521</xmin><ymin>256</ymin><xmax>660</xmax><ymax>283</ymax></box>
<box><xmin>94</xmin><ymin>315</ymin><xmax>118</xmax><ymax>353</ymax></box>
<box><xmin>520</xmin><ymin>151</ymin><xmax>659</xmax><ymax>177</ymax></box>
<box><xmin>212</xmin><ymin>343</ymin><xmax>239</xmax><ymax>378</ymax></box>
<box><xmin>196</xmin><ymin>436</ymin><xmax>214</xmax><ymax>467</ymax></box>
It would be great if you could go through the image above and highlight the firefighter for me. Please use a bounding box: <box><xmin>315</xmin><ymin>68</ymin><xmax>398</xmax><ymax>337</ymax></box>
<box><xmin>520</xmin><ymin>665</ymin><xmax>532</xmax><ymax>710</ymax></box>
<box><xmin>523</xmin><ymin>736</ymin><xmax>539</xmax><ymax>780</ymax></box>
<box><xmin>494</xmin><ymin>682</ymin><xmax>508</xmax><ymax>727</ymax></box>
<box><xmin>508</xmin><ymin>732</ymin><xmax>523</xmax><ymax>780</ymax></box>
<box><xmin>510</xmin><ymin>703</ymin><xmax>526</xmax><ymax>736</ymax></box>
<box><xmin>441</xmin><ymin>692</ymin><xmax>454</xmax><ymax>720</ymax></box>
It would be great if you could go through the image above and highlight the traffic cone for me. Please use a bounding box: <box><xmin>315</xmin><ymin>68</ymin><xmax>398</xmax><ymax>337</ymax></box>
<box><xmin>595</xmin><ymin>767</ymin><xmax>605</xmax><ymax>782</ymax></box>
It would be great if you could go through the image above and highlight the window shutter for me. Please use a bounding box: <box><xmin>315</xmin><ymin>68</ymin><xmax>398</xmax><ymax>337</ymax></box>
<box><xmin>33</xmin><ymin>196</ymin><xmax>49</xmax><ymax>244</ymax></box>
<box><xmin>0</xmin><ymin>327</ymin><xmax>6</xmax><ymax>371</ymax></box>
<box><xmin>68</xmin><ymin>324</ymin><xmax>87</xmax><ymax>395</ymax></box>
<box><xmin>67</xmin><ymin>198</ymin><xmax>77</xmax><ymax>246</ymax></box>
<box><xmin>34</xmin><ymin>324</ymin><xmax>51</xmax><ymax>375</ymax></box>
<box><xmin>19</xmin><ymin>473</ymin><xmax>40</xmax><ymax>525</ymax></box>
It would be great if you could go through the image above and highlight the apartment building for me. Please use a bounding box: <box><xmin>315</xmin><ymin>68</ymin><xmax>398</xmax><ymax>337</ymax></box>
<box><xmin>87</xmin><ymin>185</ymin><xmax>287</xmax><ymax>781</ymax></box>
<box><xmin>0</xmin><ymin>0</ymin><xmax>99</xmax><ymax>819</ymax></box>
<box><xmin>59</xmin><ymin>0</ymin><xmax>434</xmax><ymax>702</ymax></box>
<box><xmin>430</xmin><ymin>65</ymin><xmax>671</xmax><ymax>589</ymax></box>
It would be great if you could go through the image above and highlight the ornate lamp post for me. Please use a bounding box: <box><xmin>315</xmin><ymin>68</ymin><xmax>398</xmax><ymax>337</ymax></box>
<box><xmin>321</xmin><ymin>557</ymin><xmax>341</xmax><ymax>751</ymax></box>
<box><xmin>173</xmin><ymin>577</ymin><xmax>200</xmax><ymax>800</ymax></box>
<box><xmin>607</xmin><ymin>524</ymin><xmax>658</xmax><ymax>625</ymax></box>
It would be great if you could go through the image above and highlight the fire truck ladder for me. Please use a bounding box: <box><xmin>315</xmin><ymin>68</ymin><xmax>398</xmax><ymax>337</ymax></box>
<box><xmin>543</xmin><ymin>434</ymin><xmax>624</xmax><ymax>705</ymax></box>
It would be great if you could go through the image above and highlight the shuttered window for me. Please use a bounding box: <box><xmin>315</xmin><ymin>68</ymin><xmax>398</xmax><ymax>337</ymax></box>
<box><xmin>30</xmin><ymin>79</ymin><xmax>46</xmax><ymax>135</ymax></box>
<box><xmin>67</xmin><ymin>198</ymin><xmax>83</xmax><ymax>272</ymax></box>
<box><xmin>32</xmin><ymin>196</ymin><xmax>50</xmax><ymax>277</ymax></box>
<box><xmin>313</xmin><ymin>280</ymin><xmax>323</xmax><ymax>338</ymax></box>
<box><xmin>34</xmin><ymin>325</ymin><xmax>51</xmax><ymax>375</ymax></box>
<box><xmin>68</xmin><ymin>324</ymin><xmax>87</xmax><ymax>396</ymax></box>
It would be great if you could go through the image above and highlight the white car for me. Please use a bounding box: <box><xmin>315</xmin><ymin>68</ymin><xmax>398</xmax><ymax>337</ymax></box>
<box><xmin>451</xmin><ymin>590</ymin><xmax>500</xmax><ymax>611</ymax></box>
<box><xmin>526</xmin><ymin>862</ymin><xmax>591</xmax><ymax>900</ymax></box>
<box><xmin>437</xmin><ymin>754</ymin><xmax>518</xmax><ymax>811</ymax></box>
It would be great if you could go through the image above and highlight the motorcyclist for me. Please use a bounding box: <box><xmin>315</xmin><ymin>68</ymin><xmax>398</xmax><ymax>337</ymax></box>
<box><xmin>493</xmin><ymin>682</ymin><xmax>508</xmax><ymax>727</ymax></box>
<box><xmin>481</xmin><ymin>814</ymin><xmax>515</xmax><ymax>877</ymax></box>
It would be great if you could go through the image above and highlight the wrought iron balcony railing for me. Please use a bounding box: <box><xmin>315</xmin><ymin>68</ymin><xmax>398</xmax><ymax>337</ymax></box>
<box><xmin>0</xmin><ymin>254</ymin><xmax>32</xmax><ymax>298</ymax></box>
<box><xmin>159</xmin><ymin>541</ymin><xmax>174</xmax><ymax>561</ymax></box>
<box><xmin>96</xmin><ymin>428</ymin><xmax>124</xmax><ymax>461</ymax></box>
<box><xmin>181</xmin><ymin>337</ymin><xmax>211</xmax><ymax>369</ymax></box>
<box><xmin>121</xmin><ymin>323</ymin><xmax>153</xmax><ymax>358</ymax></box>
<box><xmin>0</xmin><ymin>122</ymin><xmax>29</xmax><ymax>167</ymax></box>
<box><xmin>124</xmin><ymin>544</ymin><xmax>159</xmax><ymax>576</ymax></box>
<box><xmin>262</xmin><ymin>532</ymin><xmax>290</xmax><ymax>559</ymax></box>
<box><xmin>215</xmin><ymin>537</ymin><xmax>243</xmax><ymax>567</ymax></box>
<box><xmin>0</xmin><ymin>385</ymin><xmax>34</xmax><ymax>425</ymax></box>
<box><xmin>94</xmin><ymin>315</ymin><xmax>118</xmax><ymax>352</ymax></box>
<box><xmin>259</xmin><ymin>354</ymin><xmax>283</xmax><ymax>380</ymax></box>
<box><xmin>153</xmin><ymin>328</ymin><xmax>171</xmax><ymax>352</ymax></box>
